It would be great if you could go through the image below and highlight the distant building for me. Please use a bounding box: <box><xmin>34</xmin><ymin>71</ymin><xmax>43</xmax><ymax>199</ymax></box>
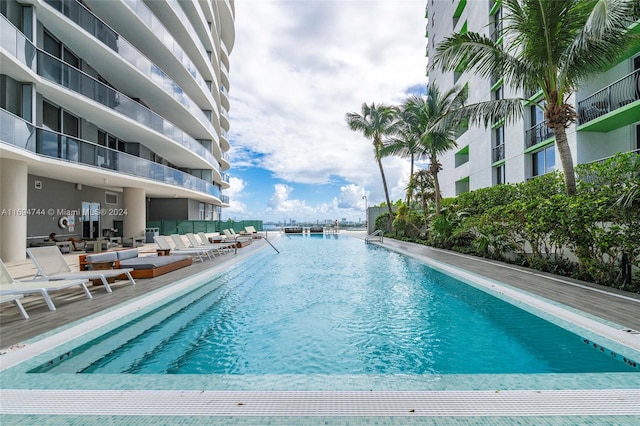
<box><xmin>0</xmin><ymin>0</ymin><xmax>235</xmax><ymax>261</ymax></box>
<box><xmin>425</xmin><ymin>0</ymin><xmax>639</xmax><ymax>197</ymax></box>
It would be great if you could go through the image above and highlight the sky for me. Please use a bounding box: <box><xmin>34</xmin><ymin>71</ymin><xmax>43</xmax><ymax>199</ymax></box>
<box><xmin>224</xmin><ymin>0</ymin><xmax>428</xmax><ymax>224</ymax></box>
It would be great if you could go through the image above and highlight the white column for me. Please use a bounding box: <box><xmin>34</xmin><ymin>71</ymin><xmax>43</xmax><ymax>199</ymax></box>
<box><xmin>0</xmin><ymin>159</ymin><xmax>28</xmax><ymax>262</ymax></box>
<box><xmin>122</xmin><ymin>187</ymin><xmax>146</xmax><ymax>239</ymax></box>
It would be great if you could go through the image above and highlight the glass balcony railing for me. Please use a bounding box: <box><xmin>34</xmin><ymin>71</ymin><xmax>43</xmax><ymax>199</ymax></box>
<box><xmin>220</xmin><ymin>195</ymin><xmax>230</xmax><ymax>204</ymax></box>
<box><xmin>1</xmin><ymin>15</ymin><xmax>219</xmax><ymax>170</ymax></box>
<box><xmin>165</xmin><ymin>0</ymin><xmax>211</xmax><ymax>66</ymax></box>
<box><xmin>0</xmin><ymin>109</ymin><xmax>223</xmax><ymax>200</ymax></box>
<box><xmin>578</xmin><ymin>69</ymin><xmax>640</xmax><ymax>124</ymax></box>
<box><xmin>525</xmin><ymin>121</ymin><xmax>554</xmax><ymax>148</ymax></box>
<box><xmin>120</xmin><ymin>0</ymin><xmax>215</xmax><ymax>103</ymax></box>
<box><xmin>42</xmin><ymin>0</ymin><xmax>219</xmax><ymax>139</ymax></box>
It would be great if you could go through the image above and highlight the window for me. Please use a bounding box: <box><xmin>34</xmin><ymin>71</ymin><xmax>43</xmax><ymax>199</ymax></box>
<box><xmin>491</xmin><ymin>8</ymin><xmax>502</xmax><ymax>42</ymax></box>
<box><xmin>494</xmin><ymin>85</ymin><xmax>503</xmax><ymax>101</ymax></box>
<box><xmin>530</xmin><ymin>105</ymin><xmax>544</xmax><ymax>127</ymax></box>
<box><xmin>495</xmin><ymin>165</ymin><xmax>505</xmax><ymax>185</ymax></box>
<box><xmin>493</xmin><ymin>126</ymin><xmax>505</xmax><ymax>162</ymax></box>
<box><xmin>532</xmin><ymin>145</ymin><xmax>555</xmax><ymax>177</ymax></box>
<box><xmin>198</xmin><ymin>202</ymin><xmax>205</xmax><ymax>220</ymax></box>
<box><xmin>105</xmin><ymin>192</ymin><xmax>118</xmax><ymax>205</ymax></box>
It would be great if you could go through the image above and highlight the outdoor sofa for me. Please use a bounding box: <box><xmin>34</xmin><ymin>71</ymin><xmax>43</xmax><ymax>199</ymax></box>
<box><xmin>80</xmin><ymin>248</ymin><xmax>192</xmax><ymax>279</ymax></box>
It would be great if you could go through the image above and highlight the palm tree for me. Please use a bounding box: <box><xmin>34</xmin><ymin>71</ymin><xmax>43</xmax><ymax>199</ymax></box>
<box><xmin>345</xmin><ymin>102</ymin><xmax>398</xmax><ymax>228</ymax></box>
<box><xmin>433</xmin><ymin>0</ymin><xmax>640</xmax><ymax>196</ymax></box>
<box><xmin>403</xmin><ymin>84</ymin><xmax>467</xmax><ymax>215</ymax></box>
<box><xmin>407</xmin><ymin>168</ymin><xmax>437</xmax><ymax>229</ymax></box>
<box><xmin>380</xmin><ymin>107</ymin><xmax>422</xmax><ymax>179</ymax></box>
<box><xmin>379</xmin><ymin>108</ymin><xmax>423</xmax><ymax>203</ymax></box>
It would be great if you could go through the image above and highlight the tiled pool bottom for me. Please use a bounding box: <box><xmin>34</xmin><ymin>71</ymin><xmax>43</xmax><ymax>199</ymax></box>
<box><xmin>1</xmin><ymin>239</ymin><xmax>640</xmax><ymax>422</ymax></box>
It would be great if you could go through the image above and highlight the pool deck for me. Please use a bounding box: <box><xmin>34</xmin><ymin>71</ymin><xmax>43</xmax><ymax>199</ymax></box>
<box><xmin>1</xmin><ymin>231</ymin><xmax>639</xmax><ymax>424</ymax></box>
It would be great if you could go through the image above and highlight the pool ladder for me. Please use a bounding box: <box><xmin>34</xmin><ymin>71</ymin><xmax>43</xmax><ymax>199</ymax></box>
<box><xmin>365</xmin><ymin>229</ymin><xmax>384</xmax><ymax>244</ymax></box>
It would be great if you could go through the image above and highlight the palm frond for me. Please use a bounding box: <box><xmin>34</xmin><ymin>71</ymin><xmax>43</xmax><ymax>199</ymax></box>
<box><xmin>432</xmin><ymin>98</ymin><xmax>525</xmax><ymax>132</ymax></box>
<box><xmin>563</xmin><ymin>0</ymin><xmax>640</xmax><ymax>84</ymax></box>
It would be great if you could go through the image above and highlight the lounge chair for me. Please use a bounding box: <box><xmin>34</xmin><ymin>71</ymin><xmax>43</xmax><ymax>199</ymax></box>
<box><xmin>0</xmin><ymin>294</ymin><xmax>29</xmax><ymax>319</ymax></box>
<box><xmin>1</xmin><ymin>259</ymin><xmax>92</xmax><ymax>312</ymax></box>
<box><xmin>26</xmin><ymin>246</ymin><xmax>135</xmax><ymax>293</ymax></box>
<box><xmin>229</xmin><ymin>228</ymin><xmax>253</xmax><ymax>242</ymax></box>
<box><xmin>244</xmin><ymin>226</ymin><xmax>263</xmax><ymax>238</ymax></box>
<box><xmin>185</xmin><ymin>233</ymin><xmax>233</xmax><ymax>256</ymax></box>
<box><xmin>154</xmin><ymin>236</ymin><xmax>209</xmax><ymax>262</ymax></box>
<box><xmin>223</xmin><ymin>229</ymin><xmax>252</xmax><ymax>245</ymax></box>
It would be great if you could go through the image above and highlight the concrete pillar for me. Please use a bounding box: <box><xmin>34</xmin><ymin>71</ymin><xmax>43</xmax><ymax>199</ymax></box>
<box><xmin>0</xmin><ymin>159</ymin><xmax>28</xmax><ymax>262</ymax></box>
<box><xmin>122</xmin><ymin>187</ymin><xmax>146</xmax><ymax>238</ymax></box>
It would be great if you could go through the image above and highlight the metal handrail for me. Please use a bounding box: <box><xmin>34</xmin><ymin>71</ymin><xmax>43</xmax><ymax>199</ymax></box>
<box><xmin>365</xmin><ymin>230</ymin><xmax>384</xmax><ymax>244</ymax></box>
<box><xmin>577</xmin><ymin>69</ymin><xmax>640</xmax><ymax>125</ymax></box>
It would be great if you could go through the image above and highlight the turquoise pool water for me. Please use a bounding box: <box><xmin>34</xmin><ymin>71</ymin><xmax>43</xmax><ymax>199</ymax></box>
<box><xmin>33</xmin><ymin>234</ymin><xmax>635</xmax><ymax>375</ymax></box>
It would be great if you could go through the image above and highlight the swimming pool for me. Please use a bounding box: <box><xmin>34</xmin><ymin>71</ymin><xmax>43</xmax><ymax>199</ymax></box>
<box><xmin>30</xmin><ymin>234</ymin><xmax>637</xmax><ymax>375</ymax></box>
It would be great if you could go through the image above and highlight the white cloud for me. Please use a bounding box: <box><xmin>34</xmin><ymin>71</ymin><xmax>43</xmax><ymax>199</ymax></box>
<box><xmin>229</xmin><ymin>0</ymin><xmax>427</xmax><ymax>201</ymax></box>
<box><xmin>223</xmin><ymin>177</ymin><xmax>249</xmax><ymax>218</ymax></box>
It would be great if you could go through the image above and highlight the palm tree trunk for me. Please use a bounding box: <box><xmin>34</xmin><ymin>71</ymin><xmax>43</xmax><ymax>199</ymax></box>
<box><xmin>433</xmin><ymin>171</ymin><xmax>442</xmax><ymax>215</ymax></box>
<box><xmin>429</xmin><ymin>156</ymin><xmax>442</xmax><ymax>215</ymax></box>
<box><xmin>377</xmin><ymin>157</ymin><xmax>394</xmax><ymax>230</ymax></box>
<box><xmin>406</xmin><ymin>155</ymin><xmax>415</xmax><ymax>205</ymax></box>
<box><xmin>553</xmin><ymin>124</ymin><xmax>577</xmax><ymax>196</ymax></box>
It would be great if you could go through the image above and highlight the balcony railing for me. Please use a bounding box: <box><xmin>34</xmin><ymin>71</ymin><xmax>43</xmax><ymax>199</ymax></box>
<box><xmin>0</xmin><ymin>109</ymin><xmax>223</xmax><ymax>200</ymax></box>
<box><xmin>119</xmin><ymin>0</ymin><xmax>213</xmax><ymax>101</ymax></box>
<box><xmin>578</xmin><ymin>69</ymin><xmax>640</xmax><ymax>124</ymax></box>
<box><xmin>492</xmin><ymin>144</ymin><xmax>505</xmax><ymax>162</ymax></box>
<box><xmin>0</xmin><ymin>16</ymin><xmax>219</xmax><ymax>170</ymax></box>
<box><xmin>525</xmin><ymin>121</ymin><xmax>554</xmax><ymax>148</ymax></box>
<box><xmin>42</xmin><ymin>0</ymin><xmax>219</xmax><ymax>138</ymax></box>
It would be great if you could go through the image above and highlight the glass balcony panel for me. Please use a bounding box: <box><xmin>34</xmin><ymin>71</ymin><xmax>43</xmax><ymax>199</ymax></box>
<box><xmin>0</xmin><ymin>111</ymin><xmax>223</xmax><ymax>199</ymax></box>
<box><xmin>0</xmin><ymin>109</ymin><xmax>36</xmax><ymax>150</ymax></box>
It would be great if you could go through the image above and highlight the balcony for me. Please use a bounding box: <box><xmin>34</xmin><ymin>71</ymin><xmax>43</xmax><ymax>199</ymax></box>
<box><xmin>525</xmin><ymin>121</ymin><xmax>554</xmax><ymax>149</ymax></box>
<box><xmin>42</xmin><ymin>0</ymin><xmax>217</xmax><ymax>129</ymax></box>
<box><xmin>492</xmin><ymin>144</ymin><xmax>505</xmax><ymax>163</ymax></box>
<box><xmin>1</xmin><ymin>15</ymin><xmax>218</xmax><ymax>170</ymax></box>
<box><xmin>0</xmin><ymin>110</ymin><xmax>224</xmax><ymax>200</ymax></box>
<box><xmin>577</xmin><ymin>69</ymin><xmax>640</xmax><ymax>132</ymax></box>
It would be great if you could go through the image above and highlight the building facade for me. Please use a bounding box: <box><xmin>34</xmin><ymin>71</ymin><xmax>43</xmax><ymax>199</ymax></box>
<box><xmin>425</xmin><ymin>0</ymin><xmax>640</xmax><ymax>198</ymax></box>
<box><xmin>0</xmin><ymin>0</ymin><xmax>234</xmax><ymax>261</ymax></box>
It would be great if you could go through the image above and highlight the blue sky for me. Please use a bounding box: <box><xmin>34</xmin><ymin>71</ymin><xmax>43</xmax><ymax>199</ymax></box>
<box><xmin>224</xmin><ymin>0</ymin><xmax>428</xmax><ymax>223</ymax></box>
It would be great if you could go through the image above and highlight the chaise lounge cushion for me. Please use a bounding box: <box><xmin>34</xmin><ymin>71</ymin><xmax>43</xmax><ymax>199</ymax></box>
<box><xmin>85</xmin><ymin>249</ymin><xmax>190</xmax><ymax>271</ymax></box>
<box><xmin>84</xmin><ymin>252</ymin><xmax>117</xmax><ymax>267</ymax></box>
<box><xmin>118</xmin><ymin>255</ymin><xmax>190</xmax><ymax>270</ymax></box>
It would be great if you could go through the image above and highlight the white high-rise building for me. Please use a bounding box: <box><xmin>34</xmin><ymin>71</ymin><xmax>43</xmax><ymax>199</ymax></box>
<box><xmin>425</xmin><ymin>0</ymin><xmax>639</xmax><ymax>198</ymax></box>
<box><xmin>0</xmin><ymin>0</ymin><xmax>234</xmax><ymax>261</ymax></box>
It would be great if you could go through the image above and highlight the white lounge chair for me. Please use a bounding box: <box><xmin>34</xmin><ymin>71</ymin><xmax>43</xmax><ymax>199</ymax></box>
<box><xmin>154</xmin><ymin>236</ymin><xmax>208</xmax><ymax>262</ymax></box>
<box><xmin>26</xmin><ymin>246</ymin><xmax>135</xmax><ymax>293</ymax></box>
<box><xmin>223</xmin><ymin>229</ymin><xmax>252</xmax><ymax>243</ymax></box>
<box><xmin>0</xmin><ymin>294</ymin><xmax>29</xmax><ymax>319</ymax></box>
<box><xmin>185</xmin><ymin>233</ymin><xmax>233</xmax><ymax>256</ymax></box>
<box><xmin>1</xmin><ymin>259</ymin><xmax>92</xmax><ymax>312</ymax></box>
<box><xmin>244</xmin><ymin>226</ymin><xmax>263</xmax><ymax>238</ymax></box>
